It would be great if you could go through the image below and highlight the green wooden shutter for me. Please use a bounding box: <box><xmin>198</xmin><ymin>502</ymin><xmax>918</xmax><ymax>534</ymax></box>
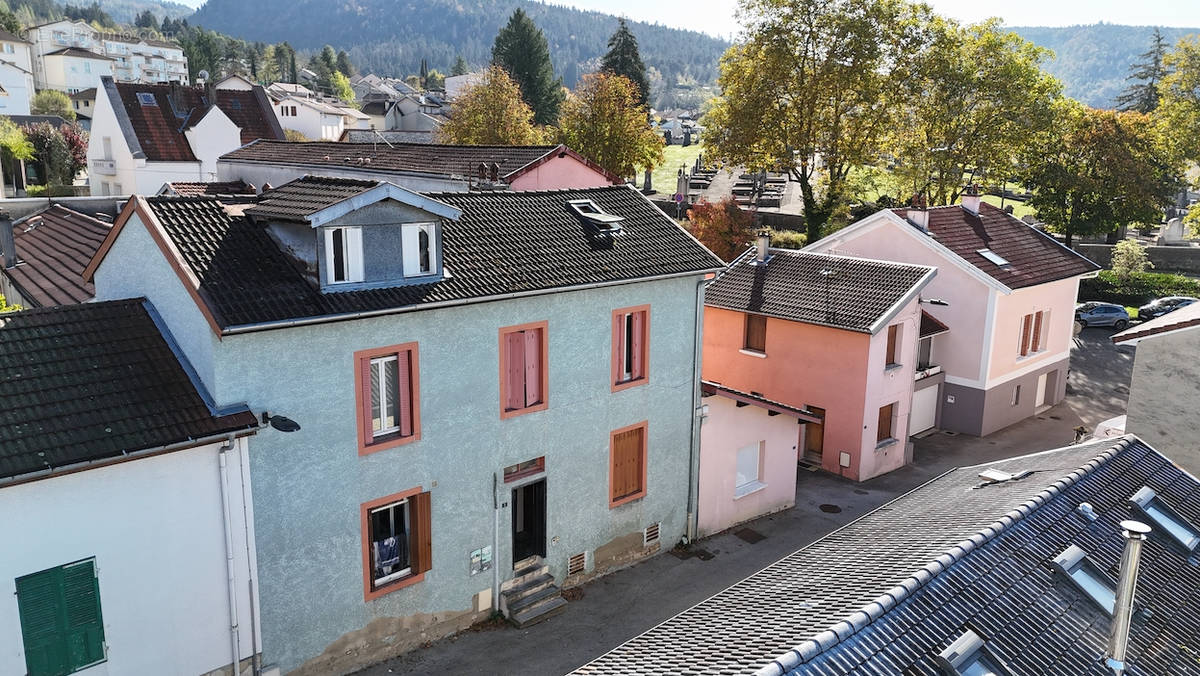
<box><xmin>16</xmin><ymin>567</ymin><xmax>69</xmax><ymax>676</ymax></box>
<box><xmin>62</xmin><ymin>560</ymin><xmax>105</xmax><ymax>671</ymax></box>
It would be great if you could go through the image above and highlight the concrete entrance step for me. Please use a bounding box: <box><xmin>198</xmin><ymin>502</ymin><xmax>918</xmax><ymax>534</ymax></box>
<box><xmin>499</xmin><ymin>572</ymin><xmax>555</xmax><ymax>615</ymax></box>
<box><xmin>509</xmin><ymin>595</ymin><xmax>568</xmax><ymax>628</ymax></box>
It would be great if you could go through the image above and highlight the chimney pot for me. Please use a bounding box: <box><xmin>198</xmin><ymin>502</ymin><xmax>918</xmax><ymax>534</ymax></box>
<box><xmin>961</xmin><ymin>183</ymin><xmax>982</xmax><ymax>215</ymax></box>
<box><xmin>755</xmin><ymin>228</ymin><xmax>771</xmax><ymax>262</ymax></box>
<box><xmin>1106</xmin><ymin>520</ymin><xmax>1152</xmax><ymax>675</ymax></box>
<box><xmin>907</xmin><ymin>194</ymin><xmax>930</xmax><ymax>231</ymax></box>
<box><xmin>0</xmin><ymin>210</ymin><xmax>15</xmax><ymax>269</ymax></box>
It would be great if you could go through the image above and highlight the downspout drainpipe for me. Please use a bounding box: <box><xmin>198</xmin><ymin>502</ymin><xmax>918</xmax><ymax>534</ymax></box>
<box><xmin>492</xmin><ymin>471</ymin><xmax>500</xmax><ymax>614</ymax></box>
<box><xmin>218</xmin><ymin>438</ymin><xmax>242</xmax><ymax>674</ymax></box>
<box><xmin>686</xmin><ymin>276</ymin><xmax>707</xmax><ymax>543</ymax></box>
<box><xmin>235</xmin><ymin>437</ymin><xmax>262</xmax><ymax>676</ymax></box>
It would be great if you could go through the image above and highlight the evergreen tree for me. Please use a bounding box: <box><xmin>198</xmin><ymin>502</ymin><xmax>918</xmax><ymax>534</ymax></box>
<box><xmin>0</xmin><ymin>8</ymin><xmax>21</xmax><ymax>35</ymax></box>
<box><xmin>1116</xmin><ymin>28</ymin><xmax>1168</xmax><ymax>113</ymax></box>
<box><xmin>419</xmin><ymin>57</ymin><xmax>428</xmax><ymax>88</ymax></box>
<box><xmin>492</xmin><ymin>9</ymin><xmax>564</xmax><ymax>126</ymax></box>
<box><xmin>134</xmin><ymin>9</ymin><xmax>159</xmax><ymax>31</ymax></box>
<box><xmin>600</xmin><ymin>18</ymin><xmax>649</xmax><ymax>108</ymax></box>
<box><xmin>335</xmin><ymin>50</ymin><xmax>354</xmax><ymax>77</ymax></box>
<box><xmin>452</xmin><ymin>55</ymin><xmax>469</xmax><ymax>76</ymax></box>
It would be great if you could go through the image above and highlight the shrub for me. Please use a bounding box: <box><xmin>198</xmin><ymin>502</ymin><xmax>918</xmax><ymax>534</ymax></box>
<box><xmin>1111</xmin><ymin>239</ymin><xmax>1152</xmax><ymax>280</ymax></box>
<box><xmin>1079</xmin><ymin>270</ymin><xmax>1200</xmax><ymax>307</ymax></box>
<box><xmin>24</xmin><ymin>184</ymin><xmax>46</xmax><ymax>196</ymax></box>
<box><xmin>771</xmin><ymin>230</ymin><xmax>807</xmax><ymax>249</ymax></box>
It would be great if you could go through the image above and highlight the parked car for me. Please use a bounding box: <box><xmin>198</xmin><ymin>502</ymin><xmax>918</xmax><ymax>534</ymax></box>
<box><xmin>1075</xmin><ymin>302</ymin><xmax>1130</xmax><ymax>330</ymax></box>
<box><xmin>1137</xmin><ymin>296</ymin><xmax>1198</xmax><ymax>321</ymax></box>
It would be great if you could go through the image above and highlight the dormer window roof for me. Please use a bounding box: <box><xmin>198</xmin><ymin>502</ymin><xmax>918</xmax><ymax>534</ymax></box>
<box><xmin>1052</xmin><ymin>544</ymin><xmax>1117</xmax><ymax>614</ymax></box>
<box><xmin>1130</xmin><ymin>486</ymin><xmax>1200</xmax><ymax>552</ymax></box>
<box><xmin>935</xmin><ymin>629</ymin><xmax>1016</xmax><ymax>676</ymax></box>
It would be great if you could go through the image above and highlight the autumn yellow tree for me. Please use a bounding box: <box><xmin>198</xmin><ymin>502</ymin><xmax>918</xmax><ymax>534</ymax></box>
<box><xmin>557</xmin><ymin>72</ymin><xmax>663</xmax><ymax>180</ymax></box>
<box><xmin>439</xmin><ymin>65</ymin><xmax>548</xmax><ymax>145</ymax></box>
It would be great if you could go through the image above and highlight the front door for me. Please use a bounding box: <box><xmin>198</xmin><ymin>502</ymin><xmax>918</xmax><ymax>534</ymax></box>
<box><xmin>802</xmin><ymin>406</ymin><xmax>825</xmax><ymax>463</ymax></box>
<box><xmin>1035</xmin><ymin>372</ymin><xmax>1049</xmax><ymax>409</ymax></box>
<box><xmin>512</xmin><ymin>479</ymin><xmax>547</xmax><ymax>566</ymax></box>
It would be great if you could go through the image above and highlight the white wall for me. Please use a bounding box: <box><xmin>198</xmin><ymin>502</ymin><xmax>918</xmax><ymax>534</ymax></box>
<box><xmin>43</xmin><ymin>54</ymin><xmax>111</xmax><ymax>93</ymax></box>
<box><xmin>0</xmin><ymin>62</ymin><xmax>32</xmax><ymax>115</ymax></box>
<box><xmin>184</xmin><ymin>107</ymin><xmax>242</xmax><ymax>180</ymax></box>
<box><xmin>0</xmin><ymin>437</ymin><xmax>260</xmax><ymax>676</ymax></box>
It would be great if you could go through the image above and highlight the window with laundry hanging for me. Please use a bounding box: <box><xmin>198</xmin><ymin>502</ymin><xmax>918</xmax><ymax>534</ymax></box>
<box><xmin>361</xmin><ymin>488</ymin><xmax>432</xmax><ymax>600</ymax></box>
<box><xmin>499</xmin><ymin>321</ymin><xmax>549</xmax><ymax>418</ymax></box>
<box><xmin>355</xmin><ymin>343</ymin><xmax>420</xmax><ymax>454</ymax></box>
<box><xmin>612</xmin><ymin>306</ymin><xmax>649</xmax><ymax>391</ymax></box>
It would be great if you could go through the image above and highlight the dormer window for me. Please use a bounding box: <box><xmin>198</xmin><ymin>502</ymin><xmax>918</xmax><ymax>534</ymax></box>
<box><xmin>935</xmin><ymin>629</ymin><xmax>1015</xmax><ymax>676</ymax></box>
<box><xmin>136</xmin><ymin>92</ymin><xmax>156</xmax><ymax>106</ymax></box>
<box><xmin>1053</xmin><ymin>544</ymin><xmax>1117</xmax><ymax>614</ymax></box>
<box><xmin>1130</xmin><ymin>486</ymin><xmax>1200</xmax><ymax>552</ymax></box>
<box><xmin>569</xmin><ymin>199</ymin><xmax>624</xmax><ymax>236</ymax></box>
<box><xmin>325</xmin><ymin>226</ymin><xmax>364</xmax><ymax>284</ymax></box>
<box><xmin>402</xmin><ymin>223</ymin><xmax>438</xmax><ymax>278</ymax></box>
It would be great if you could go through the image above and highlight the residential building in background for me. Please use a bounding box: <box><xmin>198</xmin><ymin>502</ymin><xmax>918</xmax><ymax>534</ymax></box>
<box><xmin>219</xmin><ymin>140</ymin><xmax>622</xmax><ymax>192</ymax></box>
<box><xmin>0</xmin><ymin>204</ymin><xmax>109</xmax><ymax>307</ymax></box>
<box><xmin>25</xmin><ymin>20</ymin><xmax>187</xmax><ymax>93</ymax></box>
<box><xmin>83</xmin><ymin>179</ymin><xmax>721</xmax><ymax>674</ymax></box>
<box><xmin>70</xmin><ymin>86</ymin><xmax>95</xmax><ymax>126</ymax></box>
<box><xmin>0</xmin><ymin>300</ymin><xmax>261</xmax><ymax>676</ymax></box>
<box><xmin>271</xmin><ymin>92</ymin><xmax>370</xmax><ymax>141</ymax></box>
<box><xmin>700</xmin><ymin>242</ymin><xmax>935</xmax><ymax>499</ymax></box>
<box><xmin>806</xmin><ymin>194</ymin><xmax>1099</xmax><ymax>437</ymax></box>
<box><xmin>0</xmin><ymin>28</ymin><xmax>34</xmax><ymax>115</ymax></box>
<box><xmin>86</xmin><ymin>75</ymin><xmax>284</xmax><ymax>195</ymax></box>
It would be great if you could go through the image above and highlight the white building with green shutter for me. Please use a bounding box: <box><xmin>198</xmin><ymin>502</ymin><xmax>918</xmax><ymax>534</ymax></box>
<box><xmin>0</xmin><ymin>300</ymin><xmax>261</xmax><ymax>676</ymax></box>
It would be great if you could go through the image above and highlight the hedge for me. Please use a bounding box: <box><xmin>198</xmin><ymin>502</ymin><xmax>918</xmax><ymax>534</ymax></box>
<box><xmin>1078</xmin><ymin>270</ymin><xmax>1200</xmax><ymax>307</ymax></box>
<box><xmin>771</xmin><ymin>230</ymin><xmax>807</xmax><ymax>249</ymax></box>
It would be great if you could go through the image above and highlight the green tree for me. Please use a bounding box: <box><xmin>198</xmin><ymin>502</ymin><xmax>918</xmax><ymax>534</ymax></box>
<box><xmin>419</xmin><ymin>57</ymin><xmax>428</xmax><ymax>88</ymax></box>
<box><xmin>335</xmin><ymin>50</ymin><xmax>354</xmax><ymax>77</ymax></box>
<box><xmin>888</xmin><ymin>18</ymin><xmax>1059</xmax><ymax>206</ymax></box>
<box><xmin>600</xmin><ymin>18</ymin><xmax>649</xmax><ymax>108</ymax></box>
<box><xmin>558</xmin><ymin>72</ymin><xmax>662</xmax><ymax>179</ymax></box>
<box><xmin>439</xmin><ymin>65</ymin><xmax>547</xmax><ymax>145</ymax></box>
<box><xmin>492</xmin><ymin>8</ymin><xmax>564</xmax><ymax>126</ymax></box>
<box><xmin>687</xmin><ymin>198</ymin><xmax>754</xmax><ymax>262</ymax></box>
<box><xmin>1159</xmin><ymin>35</ymin><xmax>1200</xmax><ymax>165</ymax></box>
<box><xmin>0</xmin><ymin>117</ymin><xmax>34</xmax><ymax>162</ymax></box>
<box><xmin>260</xmin><ymin>45</ymin><xmax>279</xmax><ymax>83</ymax></box>
<box><xmin>703</xmin><ymin>0</ymin><xmax>931</xmax><ymax>242</ymax></box>
<box><xmin>0</xmin><ymin>8</ymin><xmax>23</xmax><ymax>35</ymax></box>
<box><xmin>0</xmin><ymin>293</ymin><xmax>19</xmax><ymax>314</ymax></box>
<box><xmin>31</xmin><ymin>90</ymin><xmax>75</xmax><ymax>122</ymax></box>
<box><xmin>134</xmin><ymin>9</ymin><xmax>159</xmax><ymax>31</ymax></box>
<box><xmin>451</xmin><ymin>55</ymin><xmax>469</xmax><ymax>76</ymax></box>
<box><xmin>330</xmin><ymin>71</ymin><xmax>355</xmax><ymax>104</ymax></box>
<box><xmin>1019</xmin><ymin>100</ymin><xmax>1180</xmax><ymax>246</ymax></box>
<box><xmin>425</xmin><ymin>68</ymin><xmax>445</xmax><ymax>91</ymax></box>
<box><xmin>1111</xmin><ymin>238</ymin><xmax>1153</xmax><ymax>280</ymax></box>
<box><xmin>1116</xmin><ymin>28</ymin><xmax>1168</xmax><ymax>113</ymax></box>
<box><xmin>22</xmin><ymin>122</ymin><xmax>74</xmax><ymax>186</ymax></box>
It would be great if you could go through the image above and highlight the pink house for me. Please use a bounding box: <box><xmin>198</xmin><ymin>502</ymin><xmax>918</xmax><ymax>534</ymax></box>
<box><xmin>805</xmin><ymin>194</ymin><xmax>1099</xmax><ymax>436</ymax></box>
<box><xmin>697</xmin><ymin>241</ymin><xmax>936</xmax><ymax>535</ymax></box>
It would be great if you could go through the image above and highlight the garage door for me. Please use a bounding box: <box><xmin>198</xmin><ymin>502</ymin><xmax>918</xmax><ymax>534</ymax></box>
<box><xmin>910</xmin><ymin>386</ymin><xmax>938</xmax><ymax>435</ymax></box>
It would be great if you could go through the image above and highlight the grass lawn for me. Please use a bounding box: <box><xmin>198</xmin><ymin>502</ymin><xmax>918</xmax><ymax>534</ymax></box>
<box><xmin>980</xmin><ymin>194</ymin><xmax>1037</xmax><ymax>220</ymax></box>
<box><xmin>651</xmin><ymin>144</ymin><xmax>704</xmax><ymax>196</ymax></box>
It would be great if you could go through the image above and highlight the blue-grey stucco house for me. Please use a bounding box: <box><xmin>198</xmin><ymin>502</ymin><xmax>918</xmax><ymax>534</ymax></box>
<box><xmin>84</xmin><ymin>176</ymin><xmax>722</xmax><ymax>674</ymax></box>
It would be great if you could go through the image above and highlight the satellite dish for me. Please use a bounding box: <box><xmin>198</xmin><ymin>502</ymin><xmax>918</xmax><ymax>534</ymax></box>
<box><xmin>198</xmin><ymin>69</ymin><xmax>210</xmax><ymax>81</ymax></box>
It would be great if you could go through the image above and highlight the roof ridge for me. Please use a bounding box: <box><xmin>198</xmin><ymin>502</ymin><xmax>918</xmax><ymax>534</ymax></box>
<box><xmin>772</xmin><ymin>248</ymin><xmax>936</xmax><ymax>273</ymax></box>
<box><xmin>759</xmin><ymin>435</ymin><xmax>1135</xmax><ymax>676</ymax></box>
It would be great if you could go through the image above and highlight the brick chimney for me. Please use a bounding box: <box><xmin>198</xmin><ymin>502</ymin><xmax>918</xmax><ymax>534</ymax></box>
<box><xmin>961</xmin><ymin>184</ymin><xmax>981</xmax><ymax>215</ymax></box>
<box><xmin>907</xmin><ymin>194</ymin><xmax>929</xmax><ymax>231</ymax></box>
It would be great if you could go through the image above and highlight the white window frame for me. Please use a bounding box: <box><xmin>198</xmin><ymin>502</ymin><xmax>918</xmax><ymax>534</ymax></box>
<box><xmin>402</xmin><ymin>223</ymin><xmax>438</xmax><ymax>277</ymax></box>
<box><xmin>734</xmin><ymin>441</ymin><xmax>766</xmax><ymax>498</ymax></box>
<box><xmin>369</xmin><ymin>499</ymin><xmax>412</xmax><ymax>587</ymax></box>
<box><xmin>370</xmin><ymin>354</ymin><xmax>400</xmax><ymax>438</ymax></box>
<box><xmin>324</xmin><ymin>226</ymin><xmax>364</xmax><ymax>284</ymax></box>
<box><xmin>620</xmin><ymin>312</ymin><xmax>634</xmax><ymax>381</ymax></box>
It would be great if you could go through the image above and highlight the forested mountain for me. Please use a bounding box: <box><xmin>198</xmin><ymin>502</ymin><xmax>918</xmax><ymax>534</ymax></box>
<box><xmin>6</xmin><ymin>0</ymin><xmax>194</xmax><ymax>25</ymax></box>
<box><xmin>1012</xmin><ymin>24</ymin><xmax>1199</xmax><ymax>108</ymax></box>
<box><xmin>188</xmin><ymin>0</ymin><xmax>726</xmax><ymax>90</ymax></box>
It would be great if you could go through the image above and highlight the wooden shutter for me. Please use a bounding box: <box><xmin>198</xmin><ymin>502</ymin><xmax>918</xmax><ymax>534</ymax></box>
<box><xmin>877</xmin><ymin>404</ymin><xmax>894</xmax><ymax>443</ymax></box>
<box><xmin>1020</xmin><ymin>314</ymin><xmax>1032</xmax><ymax>356</ymax></box>
<box><xmin>62</xmin><ymin>561</ymin><xmax>104</xmax><ymax>669</ymax></box>
<box><xmin>358</xmin><ymin>356</ymin><xmax>374</xmax><ymax>445</ymax></box>
<box><xmin>631</xmin><ymin>311</ymin><xmax>645</xmax><ymax>379</ymax></box>
<box><xmin>409</xmin><ymin>491</ymin><xmax>433</xmax><ymax>575</ymax></box>
<box><xmin>504</xmin><ymin>331</ymin><xmax>525</xmax><ymax>411</ymax></box>
<box><xmin>16</xmin><ymin>568</ymin><xmax>69</xmax><ymax>676</ymax></box>
<box><xmin>611</xmin><ymin>426</ymin><xmax>645</xmax><ymax>503</ymax></box>
<box><xmin>745</xmin><ymin>314</ymin><xmax>767</xmax><ymax>352</ymax></box>
<box><xmin>523</xmin><ymin>328</ymin><xmax>542</xmax><ymax>406</ymax></box>
<box><xmin>1031</xmin><ymin>311</ymin><xmax>1043</xmax><ymax>352</ymax></box>
<box><xmin>611</xmin><ymin>313</ymin><xmax>624</xmax><ymax>384</ymax></box>
<box><xmin>397</xmin><ymin>350</ymin><xmax>413</xmax><ymax>437</ymax></box>
<box><xmin>886</xmin><ymin>324</ymin><xmax>898</xmax><ymax>365</ymax></box>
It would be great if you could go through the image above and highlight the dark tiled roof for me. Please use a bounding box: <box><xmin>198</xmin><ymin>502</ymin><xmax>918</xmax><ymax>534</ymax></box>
<box><xmin>893</xmin><ymin>202</ymin><xmax>1100</xmax><ymax>289</ymax></box>
<box><xmin>789</xmin><ymin>437</ymin><xmax>1200</xmax><ymax>676</ymax></box>
<box><xmin>163</xmin><ymin>180</ymin><xmax>256</xmax><ymax>197</ymax></box>
<box><xmin>110</xmin><ymin>79</ymin><xmax>284</xmax><ymax>162</ymax></box>
<box><xmin>704</xmin><ymin>249</ymin><xmax>934</xmax><ymax>333</ymax></box>
<box><xmin>0</xmin><ymin>27</ymin><xmax>29</xmax><ymax>43</ymax></box>
<box><xmin>338</xmin><ymin>129</ymin><xmax>434</xmax><ymax>144</ymax></box>
<box><xmin>139</xmin><ymin>185</ymin><xmax>722</xmax><ymax>329</ymax></box>
<box><xmin>69</xmin><ymin>87</ymin><xmax>97</xmax><ymax>101</ymax></box>
<box><xmin>1113</xmin><ymin>302</ymin><xmax>1200</xmax><ymax>344</ymax></box>
<box><xmin>0</xmin><ymin>300</ymin><xmax>257</xmax><ymax>482</ymax></box>
<box><xmin>244</xmin><ymin>175</ymin><xmax>378</xmax><ymax>222</ymax></box>
<box><xmin>3</xmin><ymin>205</ymin><xmax>109</xmax><ymax>306</ymax></box>
<box><xmin>920</xmin><ymin>309</ymin><xmax>950</xmax><ymax>337</ymax></box>
<box><xmin>12</xmin><ymin>114</ymin><xmax>67</xmax><ymax>127</ymax></box>
<box><xmin>44</xmin><ymin>47</ymin><xmax>113</xmax><ymax>60</ymax></box>
<box><xmin>573</xmin><ymin>438</ymin><xmax>1149</xmax><ymax>675</ymax></box>
<box><xmin>221</xmin><ymin>140</ymin><xmax>561</xmax><ymax>180</ymax></box>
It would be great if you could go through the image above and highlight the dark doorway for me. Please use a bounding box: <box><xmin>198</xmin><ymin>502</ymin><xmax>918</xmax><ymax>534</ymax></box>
<box><xmin>512</xmin><ymin>479</ymin><xmax>547</xmax><ymax>566</ymax></box>
<box><xmin>803</xmin><ymin>406</ymin><xmax>826</xmax><ymax>464</ymax></box>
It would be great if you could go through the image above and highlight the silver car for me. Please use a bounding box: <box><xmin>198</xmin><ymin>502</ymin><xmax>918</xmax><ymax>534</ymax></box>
<box><xmin>1075</xmin><ymin>302</ymin><xmax>1130</xmax><ymax>330</ymax></box>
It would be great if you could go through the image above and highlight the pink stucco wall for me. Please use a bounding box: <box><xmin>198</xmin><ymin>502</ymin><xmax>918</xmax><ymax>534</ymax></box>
<box><xmin>859</xmin><ymin>298</ymin><xmax>922</xmax><ymax>479</ymax></box>
<box><xmin>697</xmin><ymin>396</ymin><xmax>800</xmax><ymax>537</ymax></box>
<box><xmin>986</xmin><ymin>277</ymin><xmax>1081</xmax><ymax>384</ymax></box>
<box><xmin>507</xmin><ymin>155</ymin><xmax>616</xmax><ymax>190</ymax></box>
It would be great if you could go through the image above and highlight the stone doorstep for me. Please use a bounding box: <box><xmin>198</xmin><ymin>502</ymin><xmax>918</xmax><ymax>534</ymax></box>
<box><xmin>498</xmin><ymin>572</ymin><xmax>555</xmax><ymax>615</ymax></box>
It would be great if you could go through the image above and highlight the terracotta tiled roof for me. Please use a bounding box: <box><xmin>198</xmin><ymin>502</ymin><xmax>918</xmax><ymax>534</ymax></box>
<box><xmin>129</xmin><ymin>184</ymin><xmax>722</xmax><ymax>329</ymax></box>
<box><xmin>892</xmin><ymin>202</ymin><xmax>1099</xmax><ymax>289</ymax></box>
<box><xmin>0</xmin><ymin>299</ymin><xmax>257</xmax><ymax>482</ymax></box>
<box><xmin>919</xmin><ymin>310</ymin><xmax>950</xmax><ymax>338</ymax></box>
<box><xmin>109</xmin><ymin>78</ymin><xmax>284</xmax><ymax>162</ymax></box>
<box><xmin>3</xmin><ymin>205</ymin><xmax>109</xmax><ymax>306</ymax></box>
<box><xmin>704</xmin><ymin>249</ymin><xmax>935</xmax><ymax>333</ymax></box>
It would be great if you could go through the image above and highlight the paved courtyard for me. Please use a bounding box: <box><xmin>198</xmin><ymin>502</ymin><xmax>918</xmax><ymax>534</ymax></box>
<box><xmin>357</xmin><ymin>328</ymin><xmax>1133</xmax><ymax>676</ymax></box>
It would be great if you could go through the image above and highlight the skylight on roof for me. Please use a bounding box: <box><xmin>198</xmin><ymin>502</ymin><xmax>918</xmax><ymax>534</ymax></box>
<box><xmin>136</xmin><ymin>92</ymin><xmax>157</xmax><ymax>106</ymax></box>
<box><xmin>1130</xmin><ymin>486</ymin><xmax>1200</xmax><ymax>551</ymax></box>
<box><xmin>568</xmin><ymin>199</ymin><xmax>624</xmax><ymax>236</ymax></box>
<box><xmin>976</xmin><ymin>249</ymin><xmax>1010</xmax><ymax>267</ymax></box>
<box><xmin>1053</xmin><ymin>544</ymin><xmax>1116</xmax><ymax>614</ymax></box>
<box><xmin>935</xmin><ymin>629</ymin><xmax>1016</xmax><ymax>676</ymax></box>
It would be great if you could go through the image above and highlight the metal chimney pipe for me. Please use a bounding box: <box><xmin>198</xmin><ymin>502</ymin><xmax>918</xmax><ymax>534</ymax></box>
<box><xmin>755</xmin><ymin>228</ymin><xmax>771</xmax><ymax>262</ymax></box>
<box><xmin>1106</xmin><ymin>519</ymin><xmax>1152</xmax><ymax>675</ymax></box>
<box><xmin>0</xmin><ymin>210</ymin><xmax>15</xmax><ymax>269</ymax></box>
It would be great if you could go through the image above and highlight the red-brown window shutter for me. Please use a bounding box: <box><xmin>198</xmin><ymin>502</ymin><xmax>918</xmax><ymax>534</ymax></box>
<box><xmin>611</xmin><ymin>426</ymin><xmax>645</xmax><ymax>502</ymax></box>
<box><xmin>745</xmin><ymin>314</ymin><xmax>767</xmax><ymax>352</ymax></box>
<box><xmin>631</xmin><ymin>311</ymin><xmax>645</xmax><ymax>379</ymax></box>
<box><xmin>1031</xmin><ymin>311</ymin><xmax>1043</xmax><ymax>352</ymax></box>
<box><xmin>1020</xmin><ymin>314</ymin><xmax>1032</xmax><ymax>356</ymax></box>
<box><xmin>504</xmin><ymin>331</ymin><xmax>525</xmax><ymax>411</ymax></box>
<box><xmin>877</xmin><ymin>403</ymin><xmax>894</xmax><ymax>443</ymax></box>
<box><xmin>886</xmin><ymin>324</ymin><xmax>899</xmax><ymax>365</ymax></box>
<box><xmin>397</xmin><ymin>350</ymin><xmax>413</xmax><ymax>437</ymax></box>
<box><xmin>358</xmin><ymin>356</ymin><xmax>373</xmax><ymax>444</ymax></box>
<box><xmin>524</xmin><ymin>328</ymin><xmax>542</xmax><ymax>405</ymax></box>
<box><xmin>409</xmin><ymin>491</ymin><xmax>433</xmax><ymax>575</ymax></box>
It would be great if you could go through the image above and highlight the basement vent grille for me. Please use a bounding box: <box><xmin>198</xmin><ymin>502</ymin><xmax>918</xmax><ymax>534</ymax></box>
<box><xmin>644</xmin><ymin>522</ymin><xmax>661</xmax><ymax>548</ymax></box>
<box><xmin>567</xmin><ymin>552</ymin><xmax>586</xmax><ymax>576</ymax></box>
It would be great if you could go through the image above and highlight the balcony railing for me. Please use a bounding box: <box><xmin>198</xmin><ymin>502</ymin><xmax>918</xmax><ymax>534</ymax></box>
<box><xmin>914</xmin><ymin>363</ymin><xmax>942</xmax><ymax>381</ymax></box>
<box><xmin>89</xmin><ymin>158</ymin><xmax>116</xmax><ymax>175</ymax></box>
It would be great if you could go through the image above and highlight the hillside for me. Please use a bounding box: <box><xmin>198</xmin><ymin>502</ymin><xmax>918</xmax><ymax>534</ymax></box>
<box><xmin>74</xmin><ymin>0</ymin><xmax>192</xmax><ymax>23</ymax></box>
<box><xmin>1012</xmin><ymin>23</ymin><xmax>1199</xmax><ymax>108</ymax></box>
<box><xmin>188</xmin><ymin>0</ymin><xmax>727</xmax><ymax>91</ymax></box>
